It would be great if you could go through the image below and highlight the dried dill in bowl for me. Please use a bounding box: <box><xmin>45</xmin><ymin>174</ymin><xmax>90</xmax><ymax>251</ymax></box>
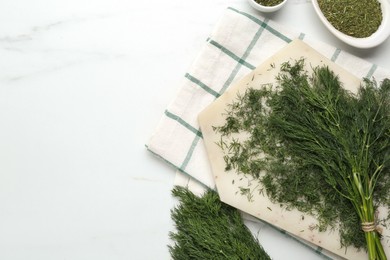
<box><xmin>254</xmin><ymin>0</ymin><xmax>284</xmax><ymax>6</ymax></box>
<box><xmin>213</xmin><ymin>59</ymin><xmax>390</xmax><ymax>259</ymax></box>
<box><xmin>317</xmin><ymin>0</ymin><xmax>383</xmax><ymax>38</ymax></box>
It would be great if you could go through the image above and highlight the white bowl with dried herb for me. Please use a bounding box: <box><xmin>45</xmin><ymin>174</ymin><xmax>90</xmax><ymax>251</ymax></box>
<box><xmin>247</xmin><ymin>0</ymin><xmax>287</xmax><ymax>13</ymax></box>
<box><xmin>312</xmin><ymin>0</ymin><xmax>390</xmax><ymax>48</ymax></box>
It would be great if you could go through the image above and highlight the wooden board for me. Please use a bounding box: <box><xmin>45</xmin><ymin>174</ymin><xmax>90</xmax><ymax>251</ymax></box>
<box><xmin>198</xmin><ymin>39</ymin><xmax>390</xmax><ymax>260</ymax></box>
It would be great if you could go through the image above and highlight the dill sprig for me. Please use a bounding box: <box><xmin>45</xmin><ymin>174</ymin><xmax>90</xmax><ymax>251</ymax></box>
<box><xmin>169</xmin><ymin>186</ymin><xmax>271</xmax><ymax>260</ymax></box>
<box><xmin>213</xmin><ymin>60</ymin><xmax>390</xmax><ymax>259</ymax></box>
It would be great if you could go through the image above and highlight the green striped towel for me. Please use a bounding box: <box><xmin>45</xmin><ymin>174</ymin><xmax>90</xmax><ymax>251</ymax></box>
<box><xmin>147</xmin><ymin>7</ymin><xmax>389</xmax><ymax>189</ymax></box>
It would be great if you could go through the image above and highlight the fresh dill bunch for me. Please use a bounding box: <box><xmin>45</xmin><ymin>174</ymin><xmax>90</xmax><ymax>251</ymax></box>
<box><xmin>169</xmin><ymin>186</ymin><xmax>271</xmax><ymax>260</ymax></box>
<box><xmin>213</xmin><ymin>59</ymin><xmax>390</xmax><ymax>259</ymax></box>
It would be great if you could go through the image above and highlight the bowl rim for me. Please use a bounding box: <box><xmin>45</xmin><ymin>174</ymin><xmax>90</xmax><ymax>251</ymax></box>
<box><xmin>312</xmin><ymin>0</ymin><xmax>390</xmax><ymax>48</ymax></box>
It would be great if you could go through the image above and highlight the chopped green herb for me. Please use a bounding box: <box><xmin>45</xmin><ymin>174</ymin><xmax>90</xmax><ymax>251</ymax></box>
<box><xmin>254</xmin><ymin>0</ymin><xmax>284</xmax><ymax>7</ymax></box>
<box><xmin>318</xmin><ymin>0</ymin><xmax>382</xmax><ymax>38</ymax></box>
<box><xmin>169</xmin><ymin>186</ymin><xmax>271</xmax><ymax>260</ymax></box>
<box><xmin>213</xmin><ymin>59</ymin><xmax>390</xmax><ymax>259</ymax></box>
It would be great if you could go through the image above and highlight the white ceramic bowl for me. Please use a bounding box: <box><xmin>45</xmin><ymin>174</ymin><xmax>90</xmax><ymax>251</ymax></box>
<box><xmin>247</xmin><ymin>0</ymin><xmax>287</xmax><ymax>13</ymax></box>
<box><xmin>312</xmin><ymin>0</ymin><xmax>390</xmax><ymax>48</ymax></box>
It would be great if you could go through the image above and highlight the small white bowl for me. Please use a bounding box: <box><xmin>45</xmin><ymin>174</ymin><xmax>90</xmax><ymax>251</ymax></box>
<box><xmin>247</xmin><ymin>0</ymin><xmax>287</xmax><ymax>13</ymax></box>
<box><xmin>312</xmin><ymin>0</ymin><xmax>390</xmax><ymax>48</ymax></box>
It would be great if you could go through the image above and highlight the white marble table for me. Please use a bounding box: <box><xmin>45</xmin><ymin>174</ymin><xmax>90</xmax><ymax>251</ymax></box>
<box><xmin>1</xmin><ymin>0</ymin><xmax>389</xmax><ymax>259</ymax></box>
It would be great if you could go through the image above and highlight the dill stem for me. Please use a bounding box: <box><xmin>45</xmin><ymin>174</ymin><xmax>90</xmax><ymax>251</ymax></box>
<box><xmin>351</xmin><ymin>166</ymin><xmax>385</xmax><ymax>259</ymax></box>
<box><xmin>358</xmin><ymin>195</ymin><xmax>386</xmax><ymax>260</ymax></box>
<box><xmin>365</xmin><ymin>230</ymin><xmax>377</xmax><ymax>260</ymax></box>
<box><xmin>375</xmin><ymin>233</ymin><xmax>387</xmax><ymax>260</ymax></box>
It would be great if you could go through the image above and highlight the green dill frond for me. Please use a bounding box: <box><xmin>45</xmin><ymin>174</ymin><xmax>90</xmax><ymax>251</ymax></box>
<box><xmin>169</xmin><ymin>186</ymin><xmax>271</xmax><ymax>260</ymax></box>
<box><xmin>213</xmin><ymin>59</ymin><xmax>390</xmax><ymax>258</ymax></box>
